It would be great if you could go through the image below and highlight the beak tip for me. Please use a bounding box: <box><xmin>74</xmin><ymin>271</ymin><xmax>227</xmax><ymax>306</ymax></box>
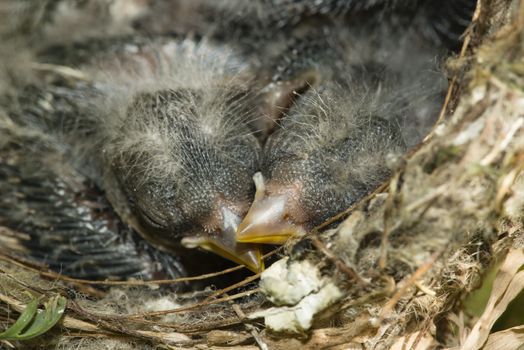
<box><xmin>243</xmin><ymin>248</ymin><xmax>265</xmax><ymax>273</ymax></box>
<box><xmin>249</xmin><ymin>260</ymin><xmax>265</xmax><ymax>273</ymax></box>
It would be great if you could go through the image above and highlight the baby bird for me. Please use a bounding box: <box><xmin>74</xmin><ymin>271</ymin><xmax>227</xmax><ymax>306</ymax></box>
<box><xmin>236</xmin><ymin>7</ymin><xmax>455</xmax><ymax>244</ymax></box>
<box><xmin>238</xmin><ymin>85</ymin><xmax>407</xmax><ymax>243</ymax></box>
<box><xmin>1</xmin><ymin>34</ymin><xmax>265</xmax><ymax>277</ymax></box>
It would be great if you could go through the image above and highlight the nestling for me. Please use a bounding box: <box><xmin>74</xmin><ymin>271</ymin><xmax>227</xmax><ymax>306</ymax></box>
<box><xmin>236</xmin><ymin>2</ymin><xmax>469</xmax><ymax>244</ymax></box>
<box><xmin>1</xmin><ymin>34</ymin><xmax>265</xmax><ymax>278</ymax></box>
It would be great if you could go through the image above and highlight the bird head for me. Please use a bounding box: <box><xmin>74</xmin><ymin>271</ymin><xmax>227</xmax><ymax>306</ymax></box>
<box><xmin>237</xmin><ymin>83</ymin><xmax>406</xmax><ymax>245</ymax></box>
<box><xmin>106</xmin><ymin>88</ymin><xmax>264</xmax><ymax>272</ymax></box>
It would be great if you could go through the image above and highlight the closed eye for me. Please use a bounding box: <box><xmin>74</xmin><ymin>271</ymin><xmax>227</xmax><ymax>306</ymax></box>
<box><xmin>140</xmin><ymin>208</ymin><xmax>168</xmax><ymax>229</ymax></box>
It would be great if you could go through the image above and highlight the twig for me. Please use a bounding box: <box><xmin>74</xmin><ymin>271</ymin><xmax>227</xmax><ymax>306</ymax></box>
<box><xmin>414</xmin><ymin>281</ymin><xmax>436</xmax><ymax>297</ymax></box>
<box><xmin>227</xmin><ymin>295</ymin><xmax>268</xmax><ymax>350</ymax></box>
<box><xmin>0</xmin><ymin>253</ymin><xmax>105</xmax><ymax>297</ymax></box>
<box><xmin>379</xmin><ymin>172</ymin><xmax>401</xmax><ymax>269</ymax></box>
<box><xmin>0</xmin><ymin>249</ymin><xmax>278</xmax><ymax>287</ymax></box>
<box><xmin>379</xmin><ymin>250</ymin><xmax>443</xmax><ymax>320</ymax></box>
<box><xmin>64</xmin><ymin>288</ymin><xmax>260</xmax><ymax>334</ymax></box>
<box><xmin>122</xmin><ymin>288</ymin><xmax>260</xmax><ymax>319</ymax></box>
<box><xmin>480</xmin><ymin>117</ymin><xmax>524</xmax><ymax>166</ymax></box>
<box><xmin>203</xmin><ymin>273</ymin><xmax>261</xmax><ymax>303</ymax></box>
<box><xmin>434</xmin><ymin>0</ymin><xmax>481</xmax><ymax>128</ymax></box>
<box><xmin>29</xmin><ymin>62</ymin><xmax>90</xmax><ymax>81</ymax></box>
<box><xmin>67</xmin><ymin>301</ymin><xmax>189</xmax><ymax>346</ymax></box>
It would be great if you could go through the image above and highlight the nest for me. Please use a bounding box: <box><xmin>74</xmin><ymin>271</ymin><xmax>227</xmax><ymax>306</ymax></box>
<box><xmin>1</xmin><ymin>0</ymin><xmax>524</xmax><ymax>349</ymax></box>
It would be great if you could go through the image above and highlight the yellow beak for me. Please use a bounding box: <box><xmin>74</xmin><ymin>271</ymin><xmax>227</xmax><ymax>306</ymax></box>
<box><xmin>236</xmin><ymin>173</ymin><xmax>306</xmax><ymax>245</ymax></box>
<box><xmin>182</xmin><ymin>206</ymin><xmax>264</xmax><ymax>273</ymax></box>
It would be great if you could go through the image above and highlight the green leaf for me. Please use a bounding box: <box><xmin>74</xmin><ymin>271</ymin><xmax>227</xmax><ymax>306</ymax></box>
<box><xmin>0</xmin><ymin>295</ymin><xmax>67</xmax><ymax>341</ymax></box>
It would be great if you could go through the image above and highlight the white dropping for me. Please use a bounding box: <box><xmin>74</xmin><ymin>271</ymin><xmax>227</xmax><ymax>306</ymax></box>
<box><xmin>249</xmin><ymin>257</ymin><xmax>343</xmax><ymax>333</ymax></box>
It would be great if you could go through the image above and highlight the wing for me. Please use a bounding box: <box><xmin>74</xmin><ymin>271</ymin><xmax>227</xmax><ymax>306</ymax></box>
<box><xmin>0</xmin><ymin>125</ymin><xmax>186</xmax><ymax>281</ymax></box>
